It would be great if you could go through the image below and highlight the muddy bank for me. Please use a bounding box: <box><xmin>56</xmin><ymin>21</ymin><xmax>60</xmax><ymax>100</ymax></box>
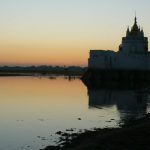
<box><xmin>42</xmin><ymin>114</ymin><xmax>150</xmax><ymax>150</ymax></box>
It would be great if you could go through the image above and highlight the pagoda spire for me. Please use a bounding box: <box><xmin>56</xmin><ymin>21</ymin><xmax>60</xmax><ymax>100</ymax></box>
<box><xmin>141</xmin><ymin>27</ymin><xmax>144</xmax><ymax>36</ymax></box>
<box><xmin>126</xmin><ymin>26</ymin><xmax>130</xmax><ymax>36</ymax></box>
<box><xmin>134</xmin><ymin>11</ymin><xmax>137</xmax><ymax>24</ymax></box>
<box><xmin>130</xmin><ymin>15</ymin><xmax>139</xmax><ymax>35</ymax></box>
<box><xmin>134</xmin><ymin>15</ymin><xmax>137</xmax><ymax>25</ymax></box>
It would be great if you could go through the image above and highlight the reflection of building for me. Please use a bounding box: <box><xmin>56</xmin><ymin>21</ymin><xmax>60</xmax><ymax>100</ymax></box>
<box><xmin>88</xmin><ymin>17</ymin><xmax>150</xmax><ymax>70</ymax></box>
<box><xmin>88</xmin><ymin>88</ymin><xmax>149</xmax><ymax>122</ymax></box>
<box><xmin>89</xmin><ymin>90</ymin><xmax>116</xmax><ymax>108</ymax></box>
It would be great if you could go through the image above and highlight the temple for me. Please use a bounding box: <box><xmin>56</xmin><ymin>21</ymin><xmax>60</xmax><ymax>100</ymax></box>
<box><xmin>88</xmin><ymin>17</ymin><xmax>150</xmax><ymax>70</ymax></box>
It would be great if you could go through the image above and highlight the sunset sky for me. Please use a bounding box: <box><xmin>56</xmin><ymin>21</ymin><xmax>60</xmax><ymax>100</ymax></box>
<box><xmin>0</xmin><ymin>0</ymin><xmax>150</xmax><ymax>66</ymax></box>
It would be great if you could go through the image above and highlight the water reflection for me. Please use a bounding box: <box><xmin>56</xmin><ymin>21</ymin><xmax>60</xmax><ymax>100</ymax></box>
<box><xmin>1</xmin><ymin>76</ymin><xmax>150</xmax><ymax>150</ymax></box>
<box><xmin>86</xmin><ymin>82</ymin><xmax>150</xmax><ymax>124</ymax></box>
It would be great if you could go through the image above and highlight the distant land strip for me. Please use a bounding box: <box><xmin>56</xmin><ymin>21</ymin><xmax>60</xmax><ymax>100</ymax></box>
<box><xmin>0</xmin><ymin>66</ymin><xmax>87</xmax><ymax>76</ymax></box>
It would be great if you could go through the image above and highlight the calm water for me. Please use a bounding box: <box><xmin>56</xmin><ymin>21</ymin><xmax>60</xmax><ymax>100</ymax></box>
<box><xmin>0</xmin><ymin>76</ymin><xmax>150</xmax><ymax>150</ymax></box>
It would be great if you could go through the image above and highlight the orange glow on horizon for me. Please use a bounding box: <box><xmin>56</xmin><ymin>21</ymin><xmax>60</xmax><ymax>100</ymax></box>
<box><xmin>0</xmin><ymin>36</ymin><xmax>119</xmax><ymax>66</ymax></box>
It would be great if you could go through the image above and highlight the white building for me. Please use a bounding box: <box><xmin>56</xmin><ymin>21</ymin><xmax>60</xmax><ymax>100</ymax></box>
<box><xmin>89</xmin><ymin>17</ymin><xmax>150</xmax><ymax>70</ymax></box>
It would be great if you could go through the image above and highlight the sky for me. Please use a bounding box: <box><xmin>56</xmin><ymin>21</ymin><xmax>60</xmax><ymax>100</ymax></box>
<box><xmin>0</xmin><ymin>0</ymin><xmax>150</xmax><ymax>66</ymax></box>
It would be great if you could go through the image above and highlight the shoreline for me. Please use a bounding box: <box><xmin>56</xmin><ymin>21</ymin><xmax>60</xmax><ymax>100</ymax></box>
<box><xmin>0</xmin><ymin>72</ymin><xmax>84</xmax><ymax>77</ymax></box>
<box><xmin>0</xmin><ymin>73</ymin><xmax>83</xmax><ymax>77</ymax></box>
<box><xmin>42</xmin><ymin>114</ymin><xmax>150</xmax><ymax>150</ymax></box>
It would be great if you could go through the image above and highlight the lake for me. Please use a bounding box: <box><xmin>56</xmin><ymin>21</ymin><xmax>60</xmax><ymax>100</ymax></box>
<box><xmin>0</xmin><ymin>76</ymin><xmax>150</xmax><ymax>150</ymax></box>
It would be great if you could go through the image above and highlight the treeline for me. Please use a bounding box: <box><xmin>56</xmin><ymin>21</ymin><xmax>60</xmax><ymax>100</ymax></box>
<box><xmin>0</xmin><ymin>66</ymin><xmax>87</xmax><ymax>76</ymax></box>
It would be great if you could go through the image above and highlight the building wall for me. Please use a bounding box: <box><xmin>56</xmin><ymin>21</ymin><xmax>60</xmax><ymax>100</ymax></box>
<box><xmin>88</xmin><ymin>50</ymin><xmax>116</xmax><ymax>69</ymax></box>
<box><xmin>89</xmin><ymin>50</ymin><xmax>150</xmax><ymax>70</ymax></box>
